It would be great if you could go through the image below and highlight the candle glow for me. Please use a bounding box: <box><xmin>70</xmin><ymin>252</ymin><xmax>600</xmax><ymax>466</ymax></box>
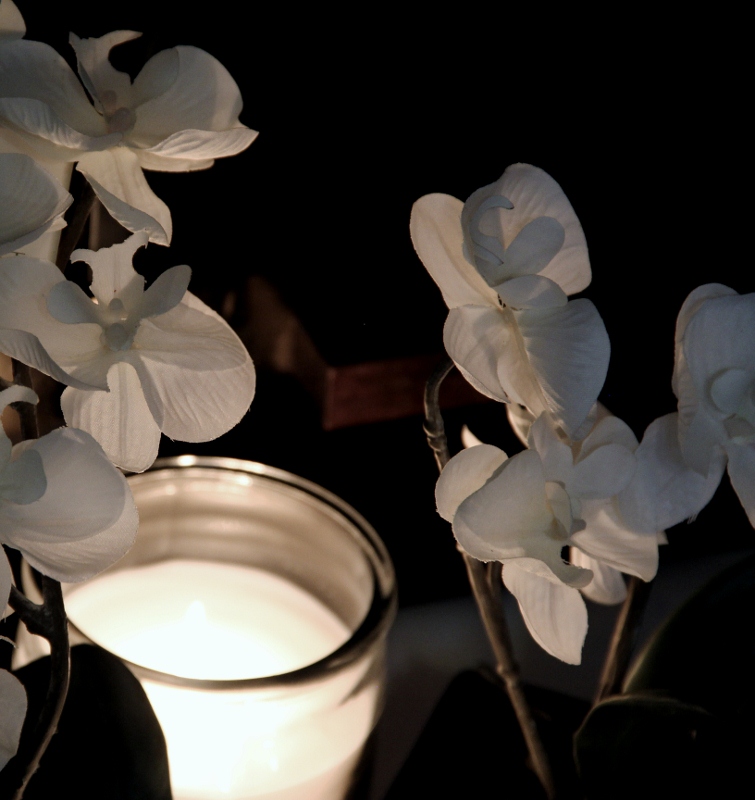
<box><xmin>65</xmin><ymin>559</ymin><xmax>378</xmax><ymax>800</ymax></box>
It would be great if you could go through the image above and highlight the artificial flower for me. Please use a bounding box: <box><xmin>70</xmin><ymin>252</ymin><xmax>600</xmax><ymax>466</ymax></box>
<box><xmin>439</xmin><ymin>410</ymin><xmax>660</xmax><ymax>662</ymax></box>
<box><xmin>0</xmin><ymin>0</ymin><xmax>257</xmax><ymax>245</ymax></box>
<box><xmin>0</xmin><ymin>384</ymin><xmax>138</xmax><ymax>600</ymax></box>
<box><xmin>0</xmin><ymin>232</ymin><xmax>256</xmax><ymax>472</ymax></box>
<box><xmin>0</xmin><ymin>150</ymin><xmax>109</xmax><ymax>388</ymax></box>
<box><xmin>410</xmin><ymin>164</ymin><xmax>609</xmax><ymax>439</ymax></box>
<box><xmin>625</xmin><ymin>284</ymin><xmax>755</xmax><ymax>530</ymax></box>
<box><xmin>436</xmin><ymin>441</ymin><xmax>592</xmax><ymax>663</ymax></box>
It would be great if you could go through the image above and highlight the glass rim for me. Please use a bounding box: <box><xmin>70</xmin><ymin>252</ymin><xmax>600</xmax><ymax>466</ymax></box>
<box><xmin>66</xmin><ymin>455</ymin><xmax>398</xmax><ymax>692</ymax></box>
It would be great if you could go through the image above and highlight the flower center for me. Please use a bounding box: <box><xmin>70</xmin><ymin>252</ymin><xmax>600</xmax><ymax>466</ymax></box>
<box><xmin>99</xmin><ymin>90</ymin><xmax>136</xmax><ymax>134</ymax></box>
<box><xmin>100</xmin><ymin>298</ymin><xmax>139</xmax><ymax>352</ymax></box>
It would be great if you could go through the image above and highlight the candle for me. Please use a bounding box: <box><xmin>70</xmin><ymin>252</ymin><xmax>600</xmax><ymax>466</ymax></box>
<box><xmin>10</xmin><ymin>457</ymin><xmax>399</xmax><ymax>800</ymax></box>
<box><xmin>65</xmin><ymin>559</ymin><xmax>378</xmax><ymax>800</ymax></box>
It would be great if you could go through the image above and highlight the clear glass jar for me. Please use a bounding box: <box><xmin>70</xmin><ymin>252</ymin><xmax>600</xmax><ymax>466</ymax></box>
<box><xmin>61</xmin><ymin>456</ymin><xmax>397</xmax><ymax>800</ymax></box>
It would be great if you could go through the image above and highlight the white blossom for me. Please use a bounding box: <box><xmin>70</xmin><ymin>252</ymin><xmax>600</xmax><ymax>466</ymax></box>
<box><xmin>0</xmin><ymin>233</ymin><xmax>255</xmax><ymax>472</ymax></box>
<box><xmin>0</xmin><ymin>0</ymin><xmax>257</xmax><ymax>245</ymax></box>
<box><xmin>439</xmin><ymin>410</ymin><xmax>660</xmax><ymax>663</ymax></box>
<box><xmin>410</xmin><ymin>164</ymin><xmax>609</xmax><ymax>439</ymax></box>
<box><xmin>624</xmin><ymin>284</ymin><xmax>755</xmax><ymax>530</ymax></box>
<box><xmin>0</xmin><ymin>385</ymin><xmax>138</xmax><ymax>590</ymax></box>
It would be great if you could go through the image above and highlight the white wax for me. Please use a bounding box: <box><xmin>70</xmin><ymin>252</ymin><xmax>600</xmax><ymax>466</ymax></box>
<box><xmin>65</xmin><ymin>560</ymin><xmax>377</xmax><ymax>800</ymax></box>
<box><xmin>65</xmin><ymin>560</ymin><xmax>349</xmax><ymax>680</ymax></box>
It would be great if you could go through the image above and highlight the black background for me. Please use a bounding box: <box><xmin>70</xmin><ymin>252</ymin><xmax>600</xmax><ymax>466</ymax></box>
<box><xmin>11</xmin><ymin>1</ymin><xmax>753</xmax><ymax>605</ymax></box>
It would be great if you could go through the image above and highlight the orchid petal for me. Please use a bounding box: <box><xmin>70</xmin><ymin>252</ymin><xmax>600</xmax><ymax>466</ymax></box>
<box><xmin>131</xmin><ymin>46</ymin><xmax>246</xmax><ymax>142</ymax></box>
<box><xmin>72</xmin><ymin>231</ymin><xmax>148</xmax><ymax>305</ymax></box>
<box><xmin>0</xmin><ymin>256</ymin><xmax>109</xmax><ymax>389</ymax></box>
<box><xmin>443</xmin><ymin>305</ymin><xmax>513</xmax><ymax>403</ymax></box>
<box><xmin>0</xmin><ymin>97</ymin><xmax>118</xmax><ymax>157</ymax></box>
<box><xmin>503</xmin><ymin>561</ymin><xmax>587</xmax><ymax>664</ymax></box>
<box><xmin>453</xmin><ymin>450</ymin><xmax>589</xmax><ymax>586</ymax></box>
<box><xmin>60</xmin><ymin>362</ymin><xmax>161</xmax><ymax>473</ymax></box>
<box><xmin>516</xmin><ymin>299</ymin><xmax>610</xmax><ymax>439</ymax></box>
<box><xmin>0</xmin><ymin>552</ymin><xmax>11</xmax><ymax>610</ymax></box>
<box><xmin>578</xmin><ymin>414</ymin><xmax>638</xmax><ymax>457</ymax></box>
<box><xmin>410</xmin><ymin>193</ymin><xmax>496</xmax><ymax>309</ymax></box>
<box><xmin>680</xmin><ymin>409</ymin><xmax>726</xmax><ymax>475</ymax></box>
<box><xmin>0</xmin><ymin>0</ymin><xmax>25</xmax><ymax>41</ymax></box>
<box><xmin>506</xmin><ymin>403</ymin><xmax>535</xmax><ymax>446</ymax></box>
<box><xmin>47</xmin><ymin>280</ymin><xmax>101</xmax><ymax>324</ymax></box>
<box><xmin>0</xmin><ymin>328</ymin><xmax>103</xmax><ymax>390</ymax></box>
<box><xmin>528</xmin><ymin>413</ymin><xmax>573</xmax><ymax>485</ymax></box>
<box><xmin>571</xmin><ymin>500</ymin><xmax>658</xmax><ymax>581</ymax></box>
<box><xmin>436</xmin><ymin>444</ymin><xmax>508</xmax><ymax>522</ymax></box>
<box><xmin>571</xmin><ymin>548</ymin><xmax>627</xmax><ymax>605</ymax></box>
<box><xmin>502</xmin><ymin>217</ymin><xmax>565</xmax><ymax>278</ymax></box>
<box><xmin>139</xmin><ymin>264</ymin><xmax>191</xmax><ymax>318</ymax></box>
<box><xmin>132</xmin><ymin>293</ymin><xmax>249</xmax><ymax>371</ymax></box>
<box><xmin>0</xmin><ymin>668</ymin><xmax>26</xmax><ymax>770</ymax></box>
<box><xmin>674</xmin><ymin>283</ymin><xmax>737</xmax><ymax>349</ymax></box>
<box><xmin>1</xmin><ymin>429</ymin><xmax>137</xmax><ymax>580</ymax></box>
<box><xmin>617</xmin><ymin>413</ymin><xmax>725</xmax><ymax>532</ymax></box>
<box><xmin>77</xmin><ymin>149</ymin><xmax>172</xmax><ymax>245</ymax></box>
<box><xmin>571</xmin><ymin>444</ymin><xmax>636</xmax><ymax>499</ymax></box>
<box><xmin>0</xmin><ymin>447</ymin><xmax>45</xmax><ymax>504</ymax></box>
<box><xmin>0</xmin><ymin>153</ymin><xmax>71</xmax><ymax>255</ymax></box>
<box><xmin>494</xmin><ymin>275</ymin><xmax>568</xmax><ymax>310</ymax></box>
<box><xmin>134</xmin><ymin>150</ymin><xmax>214</xmax><ymax>172</ymax></box>
<box><xmin>128</xmin><ymin>304</ymin><xmax>254</xmax><ymax>443</ymax></box>
<box><xmin>710</xmin><ymin>368</ymin><xmax>752</xmax><ymax>415</ymax></box>
<box><xmin>3</xmin><ymin>429</ymin><xmax>121</xmax><ymax>541</ymax></box>
<box><xmin>69</xmin><ymin>31</ymin><xmax>140</xmax><ymax>112</ymax></box>
<box><xmin>725</xmin><ymin>442</ymin><xmax>755</xmax><ymax>528</ymax></box>
<box><xmin>462</xmin><ymin>164</ymin><xmax>590</xmax><ymax>296</ymax></box>
<box><xmin>142</xmin><ymin>127</ymin><xmax>258</xmax><ymax>161</ymax></box>
<box><xmin>0</xmin><ymin>39</ymin><xmax>107</xmax><ymax>136</ymax></box>
<box><xmin>681</xmin><ymin>293</ymin><xmax>755</xmax><ymax>415</ymax></box>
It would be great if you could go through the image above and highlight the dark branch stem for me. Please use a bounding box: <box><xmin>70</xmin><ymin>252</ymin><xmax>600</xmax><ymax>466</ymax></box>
<box><xmin>2</xmin><ymin>579</ymin><xmax>70</xmax><ymax>800</ymax></box>
<box><xmin>424</xmin><ymin>357</ymin><xmax>557</xmax><ymax>800</ymax></box>
<box><xmin>9</xmin><ymin>362</ymin><xmax>38</xmax><ymax>441</ymax></box>
<box><xmin>594</xmin><ymin>576</ymin><xmax>653</xmax><ymax>703</ymax></box>
<box><xmin>55</xmin><ymin>177</ymin><xmax>96</xmax><ymax>273</ymax></box>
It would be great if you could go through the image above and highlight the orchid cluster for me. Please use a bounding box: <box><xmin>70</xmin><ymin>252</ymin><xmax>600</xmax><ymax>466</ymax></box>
<box><xmin>412</xmin><ymin>163</ymin><xmax>754</xmax><ymax>665</ymax></box>
<box><xmin>0</xmin><ymin>0</ymin><xmax>256</xmax><ymax>780</ymax></box>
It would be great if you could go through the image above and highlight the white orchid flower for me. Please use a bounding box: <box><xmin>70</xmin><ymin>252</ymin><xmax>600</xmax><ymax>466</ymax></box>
<box><xmin>0</xmin><ymin>152</ymin><xmax>71</xmax><ymax>257</ymax></box>
<box><xmin>436</xmin><ymin>442</ymin><xmax>593</xmax><ymax>663</ymax></box>
<box><xmin>0</xmin><ymin>384</ymin><xmax>138</xmax><ymax>603</ymax></box>
<box><xmin>528</xmin><ymin>413</ymin><xmax>659</xmax><ymax>605</ymax></box>
<box><xmin>625</xmin><ymin>284</ymin><xmax>755</xmax><ymax>530</ymax></box>
<box><xmin>0</xmin><ymin>0</ymin><xmax>257</xmax><ymax>245</ymax></box>
<box><xmin>0</xmin><ymin>233</ymin><xmax>255</xmax><ymax>472</ymax></box>
<box><xmin>410</xmin><ymin>163</ymin><xmax>609</xmax><ymax>439</ymax></box>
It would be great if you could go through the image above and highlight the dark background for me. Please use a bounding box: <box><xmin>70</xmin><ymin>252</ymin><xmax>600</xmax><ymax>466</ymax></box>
<box><xmin>13</xmin><ymin>1</ymin><xmax>753</xmax><ymax>605</ymax></box>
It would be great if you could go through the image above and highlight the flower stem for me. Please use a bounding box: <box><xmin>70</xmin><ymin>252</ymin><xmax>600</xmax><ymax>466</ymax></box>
<box><xmin>424</xmin><ymin>357</ymin><xmax>557</xmax><ymax>800</ymax></box>
<box><xmin>1</xmin><ymin>579</ymin><xmax>70</xmax><ymax>800</ymax></box>
<box><xmin>54</xmin><ymin>174</ymin><xmax>96</xmax><ymax>273</ymax></box>
<box><xmin>594</xmin><ymin>576</ymin><xmax>653</xmax><ymax>703</ymax></box>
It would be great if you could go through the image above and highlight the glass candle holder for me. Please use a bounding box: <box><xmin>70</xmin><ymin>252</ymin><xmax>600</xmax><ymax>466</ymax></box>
<box><xmin>60</xmin><ymin>456</ymin><xmax>397</xmax><ymax>800</ymax></box>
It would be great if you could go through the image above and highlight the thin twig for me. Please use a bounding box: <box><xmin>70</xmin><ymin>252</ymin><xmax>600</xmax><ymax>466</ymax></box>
<box><xmin>424</xmin><ymin>357</ymin><xmax>557</xmax><ymax>800</ymax></box>
<box><xmin>9</xmin><ymin>362</ymin><xmax>38</xmax><ymax>441</ymax></box>
<box><xmin>55</xmin><ymin>176</ymin><xmax>96</xmax><ymax>273</ymax></box>
<box><xmin>594</xmin><ymin>576</ymin><xmax>653</xmax><ymax>703</ymax></box>
<box><xmin>1</xmin><ymin>580</ymin><xmax>70</xmax><ymax>800</ymax></box>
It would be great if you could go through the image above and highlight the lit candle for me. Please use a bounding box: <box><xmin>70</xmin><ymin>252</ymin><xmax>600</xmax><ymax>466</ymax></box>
<box><xmin>65</xmin><ymin>559</ymin><xmax>379</xmax><ymax>800</ymax></box>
